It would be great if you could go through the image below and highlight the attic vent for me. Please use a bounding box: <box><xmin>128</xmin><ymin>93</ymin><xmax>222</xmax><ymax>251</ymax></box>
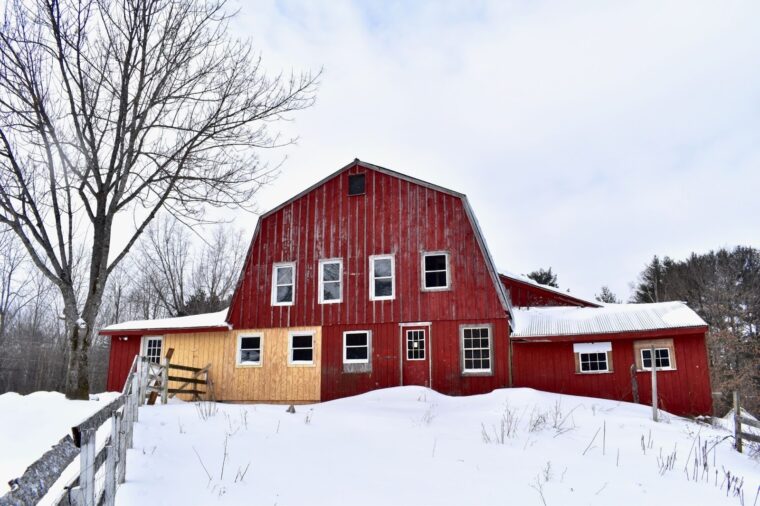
<box><xmin>348</xmin><ymin>174</ymin><xmax>366</xmax><ymax>196</ymax></box>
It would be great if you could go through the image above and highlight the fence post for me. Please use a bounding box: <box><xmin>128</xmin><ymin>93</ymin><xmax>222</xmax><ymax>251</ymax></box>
<box><xmin>74</xmin><ymin>428</ymin><xmax>96</xmax><ymax>506</ymax></box>
<box><xmin>630</xmin><ymin>364</ymin><xmax>639</xmax><ymax>404</ymax></box>
<box><xmin>161</xmin><ymin>358</ymin><xmax>169</xmax><ymax>405</ymax></box>
<box><xmin>132</xmin><ymin>371</ymin><xmax>140</xmax><ymax>424</ymax></box>
<box><xmin>138</xmin><ymin>357</ymin><xmax>147</xmax><ymax>407</ymax></box>
<box><xmin>734</xmin><ymin>391</ymin><xmax>743</xmax><ymax>453</ymax></box>
<box><xmin>650</xmin><ymin>346</ymin><xmax>658</xmax><ymax>422</ymax></box>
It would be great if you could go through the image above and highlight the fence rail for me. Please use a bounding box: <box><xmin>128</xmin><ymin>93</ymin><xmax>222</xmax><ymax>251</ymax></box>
<box><xmin>734</xmin><ymin>391</ymin><xmax>760</xmax><ymax>453</ymax></box>
<box><xmin>0</xmin><ymin>349</ymin><xmax>208</xmax><ymax>506</ymax></box>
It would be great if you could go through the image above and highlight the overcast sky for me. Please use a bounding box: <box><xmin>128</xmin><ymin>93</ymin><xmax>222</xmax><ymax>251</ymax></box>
<box><xmin>223</xmin><ymin>0</ymin><xmax>760</xmax><ymax>301</ymax></box>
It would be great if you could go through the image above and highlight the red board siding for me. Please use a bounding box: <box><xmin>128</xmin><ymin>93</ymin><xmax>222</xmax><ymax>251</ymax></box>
<box><xmin>500</xmin><ymin>275</ymin><xmax>599</xmax><ymax>308</ymax></box>
<box><xmin>321</xmin><ymin>319</ymin><xmax>510</xmax><ymax>401</ymax></box>
<box><xmin>106</xmin><ymin>335</ymin><xmax>141</xmax><ymax>391</ymax></box>
<box><xmin>228</xmin><ymin>165</ymin><xmax>507</xmax><ymax>330</ymax></box>
<box><xmin>511</xmin><ymin>332</ymin><xmax>712</xmax><ymax>416</ymax></box>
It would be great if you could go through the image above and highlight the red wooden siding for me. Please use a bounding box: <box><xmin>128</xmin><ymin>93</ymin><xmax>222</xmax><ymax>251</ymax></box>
<box><xmin>321</xmin><ymin>319</ymin><xmax>510</xmax><ymax>401</ymax></box>
<box><xmin>511</xmin><ymin>331</ymin><xmax>712</xmax><ymax>416</ymax></box>
<box><xmin>500</xmin><ymin>275</ymin><xmax>599</xmax><ymax>308</ymax></box>
<box><xmin>106</xmin><ymin>335</ymin><xmax>141</xmax><ymax>391</ymax></box>
<box><xmin>228</xmin><ymin>164</ymin><xmax>507</xmax><ymax>330</ymax></box>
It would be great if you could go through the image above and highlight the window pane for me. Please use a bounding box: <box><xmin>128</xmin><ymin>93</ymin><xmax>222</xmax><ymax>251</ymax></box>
<box><xmin>241</xmin><ymin>350</ymin><xmax>260</xmax><ymax>363</ymax></box>
<box><xmin>425</xmin><ymin>272</ymin><xmax>447</xmax><ymax>288</ymax></box>
<box><xmin>425</xmin><ymin>254</ymin><xmax>446</xmax><ymax>271</ymax></box>
<box><xmin>292</xmin><ymin>335</ymin><xmax>313</xmax><ymax>348</ymax></box>
<box><xmin>346</xmin><ymin>333</ymin><xmax>368</xmax><ymax>347</ymax></box>
<box><xmin>374</xmin><ymin>258</ymin><xmax>392</xmax><ymax>277</ymax></box>
<box><xmin>347</xmin><ymin>347</ymin><xmax>368</xmax><ymax>360</ymax></box>
<box><xmin>240</xmin><ymin>337</ymin><xmax>260</xmax><ymax>350</ymax></box>
<box><xmin>348</xmin><ymin>174</ymin><xmax>366</xmax><ymax>195</ymax></box>
<box><xmin>464</xmin><ymin>329</ymin><xmax>472</xmax><ymax>339</ymax></box>
<box><xmin>465</xmin><ymin>359</ymin><xmax>474</xmax><ymax>370</ymax></box>
<box><xmin>276</xmin><ymin>266</ymin><xmax>293</xmax><ymax>284</ymax></box>
<box><xmin>292</xmin><ymin>348</ymin><xmax>313</xmax><ymax>362</ymax></box>
<box><xmin>375</xmin><ymin>279</ymin><xmax>392</xmax><ymax>296</ymax></box>
<box><xmin>323</xmin><ymin>282</ymin><xmax>340</xmax><ymax>301</ymax></box>
<box><xmin>277</xmin><ymin>285</ymin><xmax>293</xmax><ymax>303</ymax></box>
<box><xmin>323</xmin><ymin>263</ymin><xmax>340</xmax><ymax>281</ymax></box>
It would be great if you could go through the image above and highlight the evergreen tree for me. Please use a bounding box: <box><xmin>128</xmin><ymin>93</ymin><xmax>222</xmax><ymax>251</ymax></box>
<box><xmin>595</xmin><ymin>286</ymin><xmax>621</xmax><ymax>304</ymax></box>
<box><xmin>527</xmin><ymin>267</ymin><xmax>559</xmax><ymax>288</ymax></box>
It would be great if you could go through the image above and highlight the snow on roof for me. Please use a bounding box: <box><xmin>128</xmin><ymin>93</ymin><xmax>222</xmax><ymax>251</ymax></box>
<box><xmin>499</xmin><ymin>270</ymin><xmax>600</xmax><ymax>307</ymax></box>
<box><xmin>511</xmin><ymin>301</ymin><xmax>707</xmax><ymax>338</ymax></box>
<box><xmin>101</xmin><ymin>308</ymin><xmax>230</xmax><ymax>333</ymax></box>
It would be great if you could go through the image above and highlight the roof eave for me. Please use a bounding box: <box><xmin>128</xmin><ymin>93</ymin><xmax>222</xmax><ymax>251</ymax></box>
<box><xmin>99</xmin><ymin>324</ymin><xmax>231</xmax><ymax>337</ymax></box>
<box><xmin>510</xmin><ymin>324</ymin><xmax>709</xmax><ymax>342</ymax></box>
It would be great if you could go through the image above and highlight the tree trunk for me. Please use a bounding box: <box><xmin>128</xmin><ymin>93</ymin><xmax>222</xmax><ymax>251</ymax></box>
<box><xmin>65</xmin><ymin>321</ymin><xmax>91</xmax><ymax>400</ymax></box>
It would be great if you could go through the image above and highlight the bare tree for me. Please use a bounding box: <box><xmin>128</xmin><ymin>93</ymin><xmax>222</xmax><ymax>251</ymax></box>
<box><xmin>0</xmin><ymin>230</ymin><xmax>30</xmax><ymax>342</ymax></box>
<box><xmin>0</xmin><ymin>0</ymin><xmax>318</xmax><ymax>398</ymax></box>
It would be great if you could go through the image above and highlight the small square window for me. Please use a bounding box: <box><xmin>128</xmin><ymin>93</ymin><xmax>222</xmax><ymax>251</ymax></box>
<box><xmin>422</xmin><ymin>252</ymin><xmax>450</xmax><ymax>290</ymax></box>
<box><xmin>641</xmin><ymin>348</ymin><xmax>671</xmax><ymax>370</ymax></box>
<box><xmin>289</xmin><ymin>332</ymin><xmax>315</xmax><ymax>365</ymax></box>
<box><xmin>348</xmin><ymin>174</ymin><xmax>366</xmax><ymax>195</ymax></box>
<box><xmin>579</xmin><ymin>352</ymin><xmax>608</xmax><ymax>373</ymax></box>
<box><xmin>343</xmin><ymin>331</ymin><xmax>370</xmax><ymax>364</ymax></box>
<box><xmin>237</xmin><ymin>334</ymin><xmax>263</xmax><ymax>366</ymax></box>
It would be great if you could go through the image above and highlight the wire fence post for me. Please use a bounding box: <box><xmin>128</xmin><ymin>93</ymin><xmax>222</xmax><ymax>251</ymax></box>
<box><xmin>734</xmin><ymin>391</ymin><xmax>743</xmax><ymax>453</ymax></box>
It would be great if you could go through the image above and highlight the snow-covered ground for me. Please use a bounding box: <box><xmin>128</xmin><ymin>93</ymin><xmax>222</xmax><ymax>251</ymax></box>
<box><xmin>0</xmin><ymin>391</ymin><xmax>120</xmax><ymax>495</ymax></box>
<box><xmin>115</xmin><ymin>387</ymin><xmax>760</xmax><ymax>506</ymax></box>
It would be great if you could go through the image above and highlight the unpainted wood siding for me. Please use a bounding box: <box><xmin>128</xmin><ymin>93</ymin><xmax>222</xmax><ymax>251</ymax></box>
<box><xmin>163</xmin><ymin>327</ymin><xmax>321</xmax><ymax>403</ymax></box>
<box><xmin>227</xmin><ymin>164</ymin><xmax>507</xmax><ymax>329</ymax></box>
<box><xmin>511</xmin><ymin>331</ymin><xmax>712</xmax><ymax>416</ymax></box>
<box><xmin>500</xmin><ymin>275</ymin><xmax>598</xmax><ymax>308</ymax></box>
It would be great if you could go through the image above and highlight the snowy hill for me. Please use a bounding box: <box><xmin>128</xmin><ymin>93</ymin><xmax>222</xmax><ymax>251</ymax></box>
<box><xmin>112</xmin><ymin>387</ymin><xmax>759</xmax><ymax>506</ymax></box>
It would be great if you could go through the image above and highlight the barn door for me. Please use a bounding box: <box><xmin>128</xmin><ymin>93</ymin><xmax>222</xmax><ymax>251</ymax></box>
<box><xmin>403</xmin><ymin>327</ymin><xmax>430</xmax><ymax>387</ymax></box>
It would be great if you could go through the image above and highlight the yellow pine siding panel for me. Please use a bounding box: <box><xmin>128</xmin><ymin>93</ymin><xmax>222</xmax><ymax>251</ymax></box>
<box><xmin>162</xmin><ymin>327</ymin><xmax>321</xmax><ymax>403</ymax></box>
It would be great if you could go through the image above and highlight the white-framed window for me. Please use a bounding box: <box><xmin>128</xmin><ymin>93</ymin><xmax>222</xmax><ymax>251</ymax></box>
<box><xmin>573</xmin><ymin>342</ymin><xmax>612</xmax><ymax>374</ymax></box>
<box><xmin>343</xmin><ymin>331</ymin><xmax>370</xmax><ymax>364</ymax></box>
<box><xmin>288</xmin><ymin>331</ymin><xmax>315</xmax><ymax>365</ymax></box>
<box><xmin>633</xmin><ymin>339</ymin><xmax>676</xmax><ymax>371</ymax></box>
<box><xmin>319</xmin><ymin>259</ymin><xmax>343</xmax><ymax>304</ymax></box>
<box><xmin>271</xmin><ymin>262</ymin><xmax>296</xmax><ymax>306</ymax></box>
<box><xmin>461</xmin><ymin>326</ymin><xmax>492</xmax><ymax>374</ymax></box>
<box><xmin>142</xmin><ymin>336</ymin><xmax>163</xmax><ymax>364</ymax></box>
<box><xmin>422</xmin><ymin>252</ymin><xmax>450</xmax><ymax>290</ymax></box>
<box><xmin>369</xmin><ymin>254</ymin><xmax>395</xmax><ymax>301</ymax></box>
<box><xmin>640</xmin><ymin>348</ymin><xmax>673</xmax><ymax>370</ymax></box>
<box><xmin>406</xmin><ymin>329</ymin><xmax>426</xmax><ymax>361</ymax></box>
<box><xmin>236</xmin><ymin>333</ymin><xmax>263</xmax><ymax>366</ymax></box>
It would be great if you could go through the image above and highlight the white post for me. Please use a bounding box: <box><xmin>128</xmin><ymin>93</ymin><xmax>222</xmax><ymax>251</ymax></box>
<box><xmin>138</xmin><ymin>357</ymin><xmax>147</xmax><ymax>407</ymax></box>
<box><xmin>131</xmin><ymin>371</ymin><xmax>140</xmax><ymax>424</ymax></box>
<box><xmin>116</xmin><ymin>408</ymin><xmax>127</xmax><ymax>484</ymax></box>
<box><xmin>650</xmin><ymin>345</ymin><xmax>658</xmax><ymax>422</ymax></box>
<box><xmin>78</xmin><ymin>428</ymin><xmax>96</xmax><ymax>506</ymax></box>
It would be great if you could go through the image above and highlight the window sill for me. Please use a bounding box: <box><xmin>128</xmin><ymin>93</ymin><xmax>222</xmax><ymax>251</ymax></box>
<box><xmin>288</xmin><ymin>362</ymin><xmax>316</xmax><ymax>368</ymax></box>
<box><xmin>637</xmin><ymin>368</ymin><xmax>677</xmax><ymax>373</ymax></box>
<box><xmin>319</xmin><ymin>300</ymin><xmax>342</xmax><ymax>305</ymax></box>
<box><xmin>575</xmin><ymin>370</ymin><xmax>613</xmax><ymax>375</ymax></box>
<box><xmin>421</xmin><ymin>286</ymin><xmax>451</xmax><ymax>292</ymax></box>
<box><xmin>236</xmin><ymin>363</ymin><xmax>263</xmax><ymax>369</ymax></box>
<box><xmin>461</xmin><ymin>370</ymin><xmax>493</xmax><ymax>377</ymax></box>
<box><xmin>370</xmin><ymin>297</ymin><xmax>395</xmax><ymax>302</ymax></box>
<box><xmin>272</xmin><ymin>302</ymin><xmax>295</xmax><ymax>307</ymax></box>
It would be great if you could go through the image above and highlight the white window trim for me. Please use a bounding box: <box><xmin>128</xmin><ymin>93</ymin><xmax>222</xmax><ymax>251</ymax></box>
<box><xmin>577</xmin><ymin>351</ymin><xmax>610</xmax><ymax>374</ymax></box>
<box><xmin>318</xmin><ymin>258</ymin><xmax>343</xmax><ymax>304</ymax></box>
<box><xmin>141</xmin><ymin>335</ymin><xmax>163</xmax><ymax>363</ymax></box>
<box><xmin>421</xmin><ymin>251</ymin><xmax>451</xmax><ymax>291</ymax></box>
<box><xmin>369</xmin><ymin>254</ymin><xmax>395</xmax><ymax>301</ymax></box>
<box><xmin>460</xmin><ymin>325</ymin><xmax>493</xmax><ymax>375</ymax></box>
<box><xmin>288</xmin><ymin>331</ymin><xmax>316</xmax><ymax>366</ymax></box>
<box><xmin>639</xmin><ymin>348</ymin><xmax>675</xmax><ymax>371</ymax></box>
<box><xmin>406</xmin><ymin>329</ymin><xmax>426</xmax><ymax>361</ymax></box>
<box><xmin>343</xmin><ymin>330</ymin><xmax>371</xmax><ymax>364</ymax></box>
<box><xmin>236</xmin><ymin>333</ymin><xmax>263</xmax><ymax>367</ymax></box>
<box><xmin>271</xmin><ymin>262</ymin><xmax>296</xmax><ymax>306</ymax></box>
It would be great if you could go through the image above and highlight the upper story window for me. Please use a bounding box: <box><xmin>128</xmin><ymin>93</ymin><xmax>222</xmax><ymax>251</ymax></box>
<box><xmin>271</xmin><ymin>262</ymin><xmax>295</xmax><ymax>306</ymax></box>
<box><xmin>348</xmin><ymin>174</ymin><xmax>366</xmax><ymax>195</ymax></box>
<box><xmin>319</xmin><ymin>259</ymin><xmax>343</xmax><ymax>304</ymax></box>
<box><xmin>422</xmin><ymin>252</ymin><xmax>450</xmax><ymax>290</ymax></box>
<box><xmin>369</xmin><ymin>254</ymin><xmax>395</xmax><ymax>301</ymax></box>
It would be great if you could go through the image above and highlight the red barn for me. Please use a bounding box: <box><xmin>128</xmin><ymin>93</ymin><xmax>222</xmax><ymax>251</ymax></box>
<box><xmin>101</xmin><ymin>160</ymin><xmax>713</xmax><ymax>416</ymax></box>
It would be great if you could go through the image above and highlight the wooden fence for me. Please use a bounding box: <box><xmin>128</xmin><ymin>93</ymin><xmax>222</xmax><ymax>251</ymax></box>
<box><xmin>733</xmin><ymin>391</ymin><xmax>760</xmax><ymax>453</ymax></box>
<box><xmin>0</xmin><ymin>351</ymin><xmax>211</xmax><ymax>506</ymax></box>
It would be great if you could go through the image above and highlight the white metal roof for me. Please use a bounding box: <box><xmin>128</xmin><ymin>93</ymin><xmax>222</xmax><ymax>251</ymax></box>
<box><xmin>511</xmin><ymin>301</ymin><xmax>707</xmax><ymax>338</ymax></box>
<box><xmin>101</xmin><ymin>308</ymin><xmax>230</xmax><ymax>333</ymax></box>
